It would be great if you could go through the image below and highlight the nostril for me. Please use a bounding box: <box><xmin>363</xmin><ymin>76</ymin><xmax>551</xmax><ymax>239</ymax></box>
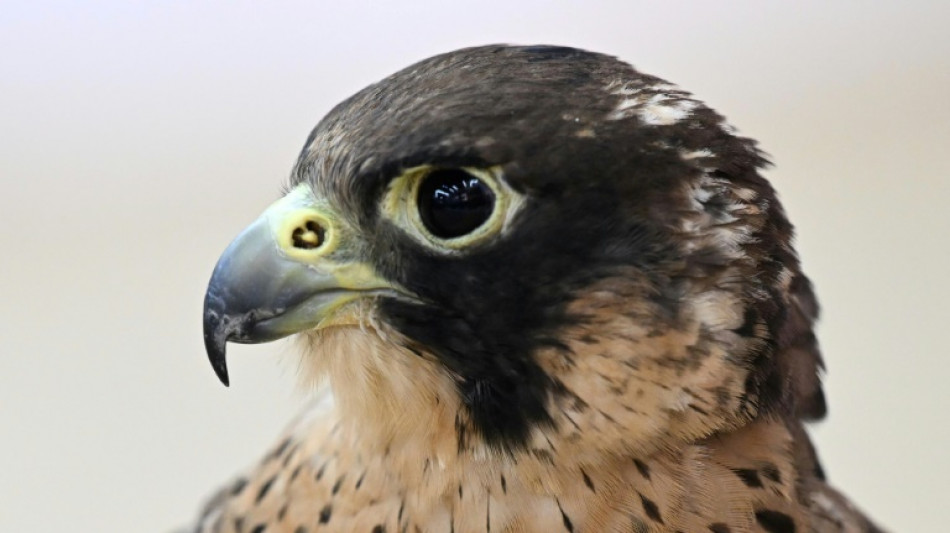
<box><xmin>291</xmin><ymin>219</ymin><xmax>326</xmax><ymax>250</ymax></box>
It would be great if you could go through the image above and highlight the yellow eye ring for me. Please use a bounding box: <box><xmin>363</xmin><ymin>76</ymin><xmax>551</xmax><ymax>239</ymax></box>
<box><xmin>381</xmin><ymin>165</ymin><xmax>523</xmax><ymax>252</ymax></box>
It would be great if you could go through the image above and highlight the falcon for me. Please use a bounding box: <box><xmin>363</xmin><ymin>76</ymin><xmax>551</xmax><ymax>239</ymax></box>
<box><xmin>192</xmin><ymin>45</ymin><xmax>883</xmax><ymax>532</ymax></box>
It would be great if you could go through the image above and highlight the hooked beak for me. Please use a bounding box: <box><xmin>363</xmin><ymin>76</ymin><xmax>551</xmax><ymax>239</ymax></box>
<box><xmin>202</xmin><ymin>184</ymin><xmax>397</xmax><ymax>386</ymax></box>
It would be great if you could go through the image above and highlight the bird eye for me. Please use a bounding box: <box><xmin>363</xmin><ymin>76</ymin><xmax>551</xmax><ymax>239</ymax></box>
<box><xmin>380</xmin><ymin>164</ymin><xmax>519</xmax><ymax>251</ymax></box>
<box><xmin>417</xmin><ymin>168</ymin><xmax>495</xmax><ymax>239</ymax></box>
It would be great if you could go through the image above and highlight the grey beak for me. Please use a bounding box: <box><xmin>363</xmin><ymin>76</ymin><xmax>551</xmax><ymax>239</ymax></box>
<box><xmin>202</xmin><ymin>185</ymin><xmax>397</xmax><ymax>386</ymax></box>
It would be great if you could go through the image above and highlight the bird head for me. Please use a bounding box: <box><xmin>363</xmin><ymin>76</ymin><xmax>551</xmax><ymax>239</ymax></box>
<box><xmin>203</xmin><ymin>45</ymin><xmax>825</xmax><ymax>472</ymax></box>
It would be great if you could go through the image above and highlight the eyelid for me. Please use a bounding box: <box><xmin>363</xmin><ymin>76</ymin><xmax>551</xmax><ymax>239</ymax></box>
<box><xmin>380</xmin><ymin>165</ymin><xmax>525</xmax><ymax>253</ymax></box>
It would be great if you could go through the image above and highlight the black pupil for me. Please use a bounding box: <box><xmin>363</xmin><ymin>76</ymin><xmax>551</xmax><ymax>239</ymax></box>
<box><xmin>417</xmin><ymin>169</ymin><xmax>495</xmax><ymax>239</ymax></box>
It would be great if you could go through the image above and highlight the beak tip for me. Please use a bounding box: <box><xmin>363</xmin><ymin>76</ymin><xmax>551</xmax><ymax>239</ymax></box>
<box><xmin>204</xmin><ymin>310</ymin><xmax>232</xmax><ymax>387</ymax></box>
<box><xmin>214</xmin><ymin>365</ymin><xmax>231</xmax><ymax>387</ymax></box>
<box><xmin>206</xmin><ymin>338</ymin><xmax>231</xmax><ymax>387</ymax></box>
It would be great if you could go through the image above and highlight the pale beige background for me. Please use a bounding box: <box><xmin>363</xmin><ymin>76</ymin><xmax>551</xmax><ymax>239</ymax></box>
<box><xmin>2</xmin><ymin>1</ymin><xmax>947</xmax><ymax>531</ymax></box>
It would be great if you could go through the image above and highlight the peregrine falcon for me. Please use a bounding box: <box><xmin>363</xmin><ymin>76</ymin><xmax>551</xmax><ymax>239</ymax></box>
<box><xmin>194</xmin><ymin>45</ymin><xmax>883</xmax><ymax>532</ymax></box>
